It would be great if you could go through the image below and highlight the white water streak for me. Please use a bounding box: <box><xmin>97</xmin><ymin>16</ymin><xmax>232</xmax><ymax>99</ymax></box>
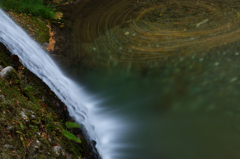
<box><xmin>0</xmin><ymin>9</ymin><xmax>122</xmax><ymax>159</ymax></box>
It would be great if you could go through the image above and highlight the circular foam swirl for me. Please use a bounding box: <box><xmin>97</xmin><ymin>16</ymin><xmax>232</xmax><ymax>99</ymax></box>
<box><xmin>71</xmin><ymin>0</ymin><xmax>240</xmax><ymax>69</ymax></box>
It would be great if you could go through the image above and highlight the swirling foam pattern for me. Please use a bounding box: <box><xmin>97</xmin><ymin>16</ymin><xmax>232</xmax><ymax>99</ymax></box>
<box><xmin>70</xmin><ymin>0</ymin><xmax>240</xmax><ymax>69</ymax></box>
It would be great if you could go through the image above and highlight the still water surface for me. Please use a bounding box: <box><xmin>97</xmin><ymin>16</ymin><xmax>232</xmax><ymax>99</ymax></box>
<box><xmin>57</xmin><ymin>0</ymin><xmax>240</xmax><ymax>158</ymax></box>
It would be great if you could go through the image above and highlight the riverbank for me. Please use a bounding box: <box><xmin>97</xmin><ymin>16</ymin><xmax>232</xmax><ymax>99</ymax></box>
<box><xmin>0</xmin><ymin>42</ymin><xmax>85</xmax><ymax>158</ymax></box>
<box><xmin>0</xmin><ymin>2</ymin><xmax>99</xmax><ymax>159</ymax></box>
<box><xmin>1</xmin><ymin>0</ymin><xmax>73</xmax><ymax>50</ymax></box>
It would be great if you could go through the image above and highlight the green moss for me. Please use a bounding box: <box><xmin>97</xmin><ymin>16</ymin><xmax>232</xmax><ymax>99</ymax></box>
<box><xmin>20</xmin><ymin>14</ymin><xmax>50</xmax><ymax>44</ymax></box>
<box><xmin>7</xmin><ymin>12</ymin><xmax>50</xmax><ymax>44</ymax></box>
<box><xmin>0</xmin><ymin>0</ymin><xmax>55</xmax><ymax>19</ymax></box>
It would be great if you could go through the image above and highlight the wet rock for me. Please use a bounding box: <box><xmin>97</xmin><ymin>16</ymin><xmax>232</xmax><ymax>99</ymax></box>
<box><xmin>28</xmin><ymin>110</ymin><xmax>34</xmax><ymax>114</ymax></box>
<box><xmin>7</xmin><ymin>125</ymin><xmax>13</xmax><ymax>130</ymax></box>
<box><xmin>43</xmin><ymin>42</ymin><xmax>49</xmax><ymax>47</ymax></box>
<box><xmin>34</xmin><ymin>139</ymin><xmax>41</xmax><ymax>148</ymax></box>
<box><xmin>20</xmin><ymin>111</ymin><xmax>28</xmax><ymax>120</ymax></box>
<box><xmin>6</xmin><ymin>124</ymin><xmax>13</xmax><ymax>133</ymax></box>
<box><xmin>4</xmin><ymin>144</ymin><xmax>13</xmax><ymax>149</ymax></box>
<box><xmin>0</xmin><ymin>95</ymin><xmax>5</xmax><ymax>102</ymax></box>
<box><xmin>11</xmin><ymin>55</ymin><xmax>20</xmax><ymax>70</ymax></box>
<box><xmin>11</xmin><ymin>55</ymin><xmax>19</xmax><ymax>62</ymax></box>
<box><xmin>28</xmin><ymin>110</ymin><xmax>36</xmax><ymax>119</ymax></box>
<box><xmin>0</xmin><ymin>66</ymin><xmax>17</xmax><ymax>79</ymax></box>
<box><xmin>91</xmin><ymin>140</ymin><xmax>97</xmax><ymax>147</ymax></box>
<box><xmin>52</xmin><ymin>145</ymin><xmax>61</xmax><ymax>156</ymax></box>
<box><xmin>0</xmin><ymin>65</ymin><xmax>3</xmax><ymax>71</ymax></box>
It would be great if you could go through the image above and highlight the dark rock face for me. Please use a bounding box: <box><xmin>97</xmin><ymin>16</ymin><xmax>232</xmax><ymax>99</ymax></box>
<box><xmin>11</xmin><ymin>54</ymin><xmax>19</xmax><ymax>70</ymax></box>
<box><xmin>50</xmin><ymin>0</ymin><xmax>94</xmax><ymax>75</ymax></box>
<box><xmin>11</xmin><ymin>54</ymin><xmax>19</xmax><ymax>62</ymax></box>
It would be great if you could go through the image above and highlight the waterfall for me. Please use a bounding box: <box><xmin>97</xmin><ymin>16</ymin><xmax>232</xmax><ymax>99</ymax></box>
<box><xmin>0</xmin><ymin>9</ymin><xmax>121</xmax><ymax>159</ymax></box>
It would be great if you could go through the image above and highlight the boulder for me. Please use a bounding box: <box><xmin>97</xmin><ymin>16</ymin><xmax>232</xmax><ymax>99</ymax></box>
<box><xmin>0</xmin><ymin>66</ymin><xmax>17</xmax><ymax>79</ymax></box>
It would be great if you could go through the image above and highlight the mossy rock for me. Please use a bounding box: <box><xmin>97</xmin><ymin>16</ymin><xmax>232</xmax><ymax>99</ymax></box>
<box><xmin>0</xmin><ymin>66</ymin><xmax>20</xmax><ymax>84</ymax></box>
<box><xmin>0</xmin><ymin>66</ymin><xmax>16</xmax><ymax>78</ymax></box>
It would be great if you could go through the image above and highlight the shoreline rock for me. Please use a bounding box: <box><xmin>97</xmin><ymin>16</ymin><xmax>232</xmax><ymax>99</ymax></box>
<box><xmin>0</xmin><ymin>66</ymin><xmax>16</xmax><ymax>78</ymax></box>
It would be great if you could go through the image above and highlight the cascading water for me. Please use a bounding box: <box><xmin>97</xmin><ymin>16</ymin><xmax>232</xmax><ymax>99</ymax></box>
<box><xmin>0</xmin><ymin>9</ymin><xmax>123</xmax><ymax>159</ymax></box>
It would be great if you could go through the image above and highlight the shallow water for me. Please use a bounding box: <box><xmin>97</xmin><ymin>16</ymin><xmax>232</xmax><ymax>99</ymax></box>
<box><xmin>56</xmin><ymin>0</ymin><xmax>240</xmax><ymax>158</ymax></box>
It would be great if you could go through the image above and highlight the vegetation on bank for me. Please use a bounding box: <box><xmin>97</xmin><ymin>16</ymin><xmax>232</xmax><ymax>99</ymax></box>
<box><xmin>0</xmin><ymin>0</ymin><xmax>71</xmax><ymax>48</ymax></box>
<box><xmin>0</xmin><ymin>46</ymin><xmax>84</xmax><ymax>158</ymax></box>
<box><xmin>0</xmin><ymin>1</ymin><xmax>94</xmax><ymax>158</ymax></box>
<box><xmin>0</xmin><ymin>0</ymin><xmax>74</xmax><ymax>19</ymax></box>
<box><xmin>7</xmin><ymin>11</ymin><xmax>50</xmax><ymax>45</ymax></box>
<box><xmin>0</xmin><ymin>0</ymin><xmax>55</xmax><ymax>19</ymax></box>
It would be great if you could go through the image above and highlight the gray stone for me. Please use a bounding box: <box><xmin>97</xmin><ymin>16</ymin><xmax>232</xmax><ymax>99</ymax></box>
<box><xmin>43</xmin><ymin>42</ymin><xmax>49</xmax><ymax>47</ymax></box>
<box><xmin>0</xmin><ymin>95</ymin><xmax>5</xmax><ymax>102</ymax></box>
<box><xmin>20</xmin><ymin>111</ymin><xmax>28</xmax><ymax>119</ymax></box>
<box><xmin>53</xmin><ymin>145</ymin><xmax>61</xmax><ymax>156</ymax></box>
<box><xmin>4</xmin><ymin>144</ymin><xmax>13</xmax><ymax>149</ymax></box>
<box><xmin>34</xmin><ymin>139</ymin><xmax>41</xmax><ymax>148</ymax></box>
<box><xmin>6</xmin><ymin>125</ymin><xmax>13</xmax><ymax>133</ymax></box>
<box><xmin>0</xmin><ymin>66</ymin><xmax>16</xmax><ymax>79</ymax></box>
